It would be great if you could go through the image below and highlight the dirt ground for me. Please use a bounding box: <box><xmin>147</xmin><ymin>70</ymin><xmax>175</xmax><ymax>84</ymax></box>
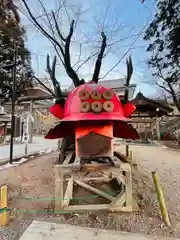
<box><xmin>0</xmin><ymin>147</ymin><xmax>180</xmax><ymax>239</ymax></box>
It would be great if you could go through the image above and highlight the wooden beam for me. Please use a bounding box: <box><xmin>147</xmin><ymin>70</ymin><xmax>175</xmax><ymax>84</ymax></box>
<box><xmin>64</xmin><ymin>204</ymin><xmax>109</xmax><ymax>212</ymax></box>
<box><xmin>74</xmin><ymin>180</ymin><xmax>115</xmax><ymax>202</ymax></box>
<box><xmin>63</xmin><ymin>152</ymin><xmax>74</xmax><ymax>165</ymax></box>
<box><xmin>63</xmin><ymin>204</ymin><xmax>134</xmax><ymax>212</ymax></box>
<box><xmin>57</xmin><ymin>163</ymin><xmax>120</xmax><ymax>172</ymax></box>
<box><xmin>114</xmin><ymin>151</ymin><xmax>137</xmax><ymax>167</ymax></box>
<box><xmin>110</xmin><ymin>192</ymin><xmax>126</xmax><ymax>207</ymax></box>
<box><xmin>63</xmin><ymin>177</ymin><xmax>73</xmax><ymax>208</ymax></box>
<box><xmin>124</xmin><ymin>164</ymin><xmax>132</xmax><ymax>210</ymax></box>
<box><xmin>81</xmin><ymin>177</ymin><xmax>112</xmax><ymax>183</ymax></box>
<box><xmin>73</xmin><ymin>156</ymin><xmax>81</xmax><ymax>170</ymax></box>
<box><xmin>54</xmin><ymin>166</ymin><xmax>64</xmax><ymax>211</ymax></box>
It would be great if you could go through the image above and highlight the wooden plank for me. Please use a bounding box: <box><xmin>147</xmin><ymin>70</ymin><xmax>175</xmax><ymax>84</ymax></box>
<box><xmin>73</xmin><ymin>156</ymin><xmax>81</xmax><ymax>170</ymax></box>
<box><xmin>110</xmin><ymin>206</ymin><xmax>133</xmax><ymax>212</ymax></box>
<box><xmin>128</xmin><ymin>150</ymin><xmax>133</xmax><ymax>161</ymax></box>
<box><xmin>74</xmin><ymin>180</ymin><xmax>115</xmax><ymax>202</ymax></box>
<box><xmin>64</xmin><ymin>204</ymin><xmax>135</xmax><ymax>212</ymax></box>
<box><xmin>63</xmin><ymin>152</ymin><xmax>74</xmax><ymax>165</ymax></box>
<box><xmin>58</xmin><ymin>163</ymin><xmax>120</xmax><ymax>172</ymax></box>
<box><xmin>54</xmin><ymin>166</ymin><xmax>64</xmax><ymax>211</ymax></box>
<box><xmin>63</xmin><ymin>177</ymin><xmax>74</xmax><ymax>208</ymax></box>
<box><xmin>110</xmin><ymin>192</ymin><xmax>126</xmax><ymax>207</ymax></box>
<box><xmin>114</xmin><ymin>151</ymin><xmax>137</xmax><ymax>166</ymax></box>
<box><xmin>111</xmin><ymin>198</ymin><xmax>139</xmax><ymax>212</ymax></box>
<box><xmin>81</xmin><ymin>163</ymin><xmax>120</xmax><ymax>172</ymax></box>
<box><xmin>124</xmin><ymin>164</ymin><xmax>133</xmax><ymax>211</ymax></box>
<box><xmin>64</xmin><ymin>204</ymin><xmax>109</xmax><ymax>212</ymax></box>
<box><xmin>81</xmin><ymin>177</ymin><xmax>111</xmax><ymax>183</ymax></box>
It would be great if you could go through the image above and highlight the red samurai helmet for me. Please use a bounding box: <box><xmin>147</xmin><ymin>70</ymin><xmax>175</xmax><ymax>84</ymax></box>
<box><xmin>45</xmin><ymin>83</ymin><xmax>139</xmax><ymax>140</ymax></box>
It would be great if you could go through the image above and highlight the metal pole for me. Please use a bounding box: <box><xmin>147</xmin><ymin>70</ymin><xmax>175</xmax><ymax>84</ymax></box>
<box><xmin>28</xmin><ymin>100</ymin><xmax>33</xmax><ymax>143</ymax></box>
<box><xmin>9</xmin><ymin>46</ymin><xmax>17</xmax><ymax>164</ymax></box>
<box><xmin>25</xmin><ymin>143</ymin><xmax>28</xmax><ymax>157</ymax></box>
<box><xmin>156</xmin><ymin>108</ymin><xmax>160</xmax><ymax>141</ymax></box>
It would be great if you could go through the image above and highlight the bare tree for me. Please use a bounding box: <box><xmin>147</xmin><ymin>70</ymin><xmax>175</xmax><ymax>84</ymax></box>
<box><xmin>20</xmin><ymin>0</ymin><xmax>125</xmax><ymax>100</ymax></box>
<box><xmin>19</xmin><ymin>0</ymin><xmax>146</xmax><ymax>87</ymax></box>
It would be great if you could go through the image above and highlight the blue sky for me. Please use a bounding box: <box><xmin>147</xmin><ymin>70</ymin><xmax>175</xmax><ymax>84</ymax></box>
<box><xmin>20</xmin><ymin>0</ymin><xmax>157</xmax><ymax>97</ymax></box>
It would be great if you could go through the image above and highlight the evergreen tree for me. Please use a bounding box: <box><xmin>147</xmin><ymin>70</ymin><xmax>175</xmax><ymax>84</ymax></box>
<box><xmin>144</xmin><ymin>0</ymin><xmax>180</xmax><ymax>112</ymax></box>
<box><xmin>0</xmin><ymin>0</ymin><xmax>33</xmax><ymax>105</ymax></box>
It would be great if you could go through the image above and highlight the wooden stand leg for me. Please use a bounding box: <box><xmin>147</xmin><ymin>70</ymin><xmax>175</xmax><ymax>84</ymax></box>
<box><xmin>55</xmin><ymin>166</ymin><xmax>64</xmax><ymax>212</ymax></box>
<box><xmin>124</xmin><ymin>164</ymin><xmax>132</xmax><ymax>211</ymax></box>
<box><xmin>129</xmin><ymin>150</ymin><xmax>133</xmax><ymax>161</ymax></box>
<box><xmin>63</xmin><ymin>177</ymin><xmax>74</xmax><ymax>208</ymax></box>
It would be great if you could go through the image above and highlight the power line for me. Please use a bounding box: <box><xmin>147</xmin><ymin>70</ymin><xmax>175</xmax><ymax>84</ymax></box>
<box><xmin>100</xmin><ymin>4</ymin><xmax>155</xmax><ymax>79</ymax></box>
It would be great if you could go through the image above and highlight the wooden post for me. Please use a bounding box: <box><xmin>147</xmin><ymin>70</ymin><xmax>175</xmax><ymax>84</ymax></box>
<box><xmin>58</xmin><ymin>139</ymin><xmax>62</xmax><ymax>150</ymax></box>
<box><xmin>63</xmin><ymin>177</ymin><xmax>73</xmax><ymax>208</ymax></box>
<box><xmin>55</xmin><ymin>166</ymin><xmax>64</xmax><ymax>212</ymax></box>
<box><xmin>125</xmin><ymin>144</ymin><xmax>129</xmax><ymax>157</ymax></box>
<box><xmin>129</xmin><ymin>150</ymin><xmax>133</xmax><ymax>161</ymax></box>
<box><xmin>152</xmin><ymin>171</ymin><xmax>171</xmax><ymax>227</ymax></box>
<box><xmin>124</xmin><ymin>164</ymin><xmax>132</xmax><ymax>210</ymax></box>
<box><xmin>0</xmin><ymin>185</ymin><xmax>8</xmax><ymax>226</ymax></box>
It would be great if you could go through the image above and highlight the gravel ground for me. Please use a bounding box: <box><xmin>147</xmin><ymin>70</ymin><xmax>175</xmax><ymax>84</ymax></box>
<box><xmin>1</xmin><ymin>144</ymin><xmax>180</xmax><ymax>239</ymax></box>
<box><xmin>115</xmin><ymin>144</ymin><xmax>180</xmax><ymax>237</ymax></box>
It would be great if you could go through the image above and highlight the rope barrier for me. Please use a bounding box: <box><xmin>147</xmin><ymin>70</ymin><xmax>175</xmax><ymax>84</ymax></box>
<box><xmin>36</xmin><ymin>109</ymin><xmax>54</xmax><ymax>121</ymax></box>
<box><xmin>21</xmin><ymin>191</ymin><xmax>116</xmax><ymax>201</ymax></box>
<box><xmin>0</xmin><ymin>146</ymin><xmax>135</xmax><ymax>226</ymax></box>
<box><xmin>0</xmin><ymin>207</ymin><xmax>8</xmax><ymax>213</ymax></box>
<box><xmin>0</xmin><ymin>207</ymin><xmax>72</xmax><ymax>215</ymax></box>
<box><xmin>7</xmin><ymin>209</ymin><xmax>73</xmax><ymax>215</ymax></box>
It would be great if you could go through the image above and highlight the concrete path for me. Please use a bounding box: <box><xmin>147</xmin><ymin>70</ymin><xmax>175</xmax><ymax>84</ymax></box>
<box><xmin>0</xmin><ymin>137</ymin><xmax>58</xmax><ymax>162</ymax></box>
<box><xmin>19</xmin><ymin>220</ymin><xmax>179</xmax><ymax>240</ymax></box>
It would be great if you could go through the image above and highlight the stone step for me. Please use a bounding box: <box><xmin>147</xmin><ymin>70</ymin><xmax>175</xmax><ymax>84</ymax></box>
<box><xmin>19</xmin><ymin>220</ymin><xmax>179</xmax><ymax>240</ymax></box>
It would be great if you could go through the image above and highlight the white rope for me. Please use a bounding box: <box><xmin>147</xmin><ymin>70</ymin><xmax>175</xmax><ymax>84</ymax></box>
<box><xmin>36</xmin><ymin>109</ymin><xmax>54</xmax><ymax>121</ymax></box>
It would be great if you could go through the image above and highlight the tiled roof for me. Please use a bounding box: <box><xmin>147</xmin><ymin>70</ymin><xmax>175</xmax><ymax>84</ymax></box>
<box><xmin>68</xmin><ymin>79</ymin><xmax>136</xmax><ymax>90</ymax></box>
<box><xmin>98</xmin><ymin>79</ymin><xmax>126</xmax><ymax>88</ymax></box>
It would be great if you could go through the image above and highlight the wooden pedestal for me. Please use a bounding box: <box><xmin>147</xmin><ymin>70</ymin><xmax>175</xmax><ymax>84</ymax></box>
<box><xmin>54</xmin><ymin>152</ymin><xmax>135</xmax><ymax>213</ymax></box>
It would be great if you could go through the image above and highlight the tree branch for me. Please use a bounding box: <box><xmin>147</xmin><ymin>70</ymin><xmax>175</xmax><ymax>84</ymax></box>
<box><xmin>36</xmin><ymin>0</ymin><xmax>65</xmax><ymax>65</ymax></box>
<box><xmin>52</xmin><ymin>11</ymin><xmax>66</xmax><ymax>41</ymax></box>
<box><xmin>64</xmin><ymin>20</ymin><xmax>80</xmax><ymax>87</ymax></box>
<box><xmin>124</xmin><ymin>56</ymin><xmax>133</xmax><ymax>102</ymax></box>
<box><xmin>154</xmin><ymin>80</ymin><xmax>172</xmax><ymax>94</ymax></box>
<box><xmin>22</xmin><ymin>0</ymin><xmax>65</xmax><ymax>57</ymax></box>
<box><xmin>75</xmin><ymin>52</ymin><xmax>99</xmax><ymax>71</ymax></box>
<box><xmin>92</xmin><ymin>32</ymin><xmax>107</xmax><ymax>83</ymax></box>
<box><xmin>46</xmin><ymin>54</ymin><xmax>64</xmax><ymax>107</ymax></box>
<box><xmin>32</xmin><ymin>75</ymin><xmax>56</xmax><ymax>97</ymax></box>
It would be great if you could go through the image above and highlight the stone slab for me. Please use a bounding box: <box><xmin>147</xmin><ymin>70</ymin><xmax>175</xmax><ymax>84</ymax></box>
<box><xmin>19</xmin><ymin>220</ymin><xmax>179</xmax><ymax>240</ymax></box>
